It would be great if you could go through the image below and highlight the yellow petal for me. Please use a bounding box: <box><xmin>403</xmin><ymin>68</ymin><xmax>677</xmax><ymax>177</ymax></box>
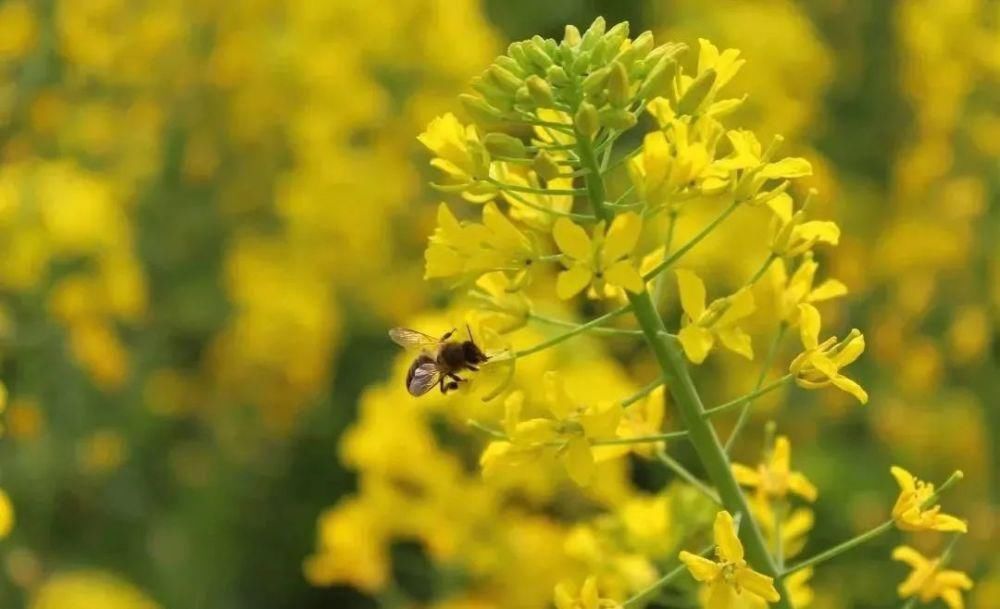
<box><xmin>809</xmin><ymin>279</ymin><xmax>848</xmax><ymax>302</ymax></box>
<box><xmin>795</xmin><ymin>220</ymin><xmax>841</xmax><ymax>246</ymax></box>
<box><xmin>503</xmin><ymin>391</ymin><xmax>524</xmax><ymax>436</ymax></box>
<box><xmin>797</xmin><ymin>303</ymin><xmax>821</xmax><ymax>349</ymax></box>
<box><xmin>512</xmin><ymin>419</ymin><xmax>560</xmax><ymax>444</ymax></box>
<box><xmin>705</xmin><ymin>580</ymin><xmax>737</xmax><ymax>609</ymax></box>
<box><xmin>0</xmin><ymin>488</ymin><xmax>13</xmax><ymax>539</ymax></box>
<box><xmin>544</xmin><ymin>371</ymin><xmax>576</xmax><ymax>420</ymax></box>
<box><xmin>830</xmin><ymin>373</ymin><xmax>869</xmax><ymax>404</ymax></box>
<box><xmin>679</xmin><ymin>551</ymin><xmax>720</xmax><ymax>582</ymax></box>
<box><xmin>553</xmin><ymin>581</ymin><xmax>577</xmax><ymax>609</ymax></box>
<box><xmin>646</xmin><ymin>97</ymin><xmax>675</xmax><ymax>127</ymax></box>
<box><xmin>557</xmin><ymin>266</ymin><xmax>592</xmax><ymax>299</ymax></box>
<box><xmin>483</xmin><ymin>201</ymin><xmax>529</xmax><ymax>252</ymax></box>
<box><xmin>771</xmin><ymin>436</ymin><xmax>791</xmax><ymax>474</ymax></box>
<box><xmin>732</xmin><ymin>463</ymin><xmax>761</xmax><ymax>488</ymax></box>
<box><xmin>561</xmin><ymin>437</ymin><xmax>595</xmax><ymax>486</ymax></box>
<box><xmin>936</xmin><ymin>570</ymin><xmax>974</xmax><ymax>591</ymax></box>
<box><xmin>890</xmin><ymin>545</ymin><xmax>927</xmax><ymax>569</ymax></box>
<box><xmin>890</xmin><ymin>466</ymin><xmax>916</xmax><ymax>492</ymax></box>
<box><xmin>832</xmin><ymin>332</ymin><xmax>866</xmax><ymax>367</ymax></box>
<box><xmin>581</xmin><ymin>577</ymin><xmax>600</xmax><ymax>609</ymax></box>
<box><xmin>581</xmin><ymin>401</ymin><xmax>623</xmax><ymax>439</ymax></box>
<box><xmin>716</xmin><ymin>326</ymin><xmax>754</xmax><ymax>360</ymax></box>
<box><xmin>553</xmin><ymin>217</ymin><xmax>592</xmax><ymax>260</ymax></box>
<box><xmin>930</xmin><ymin>513</ymin><xmax>968</xmax><ymax>533</ymax></box>
<box><xmin>940</xmin><ymin>588</ymin><xmax>966</xmax><ymax>609</ymax></box>
<box><xmin>760</xmin><ymin>157</ymin><xmax>812</xmax><ymax>179</ymax></box>
<box><xmin>713</xmin><ymin>510</ymin><xmax>744</xmax><ymax>563</ymax></box>
<box><xmin>717</xmin><ymin>288</ymin><xmax>755</xmax><ymax>325</ymax></box>
<box><xmin>604</xmin><ymin>260</ymin><xmax>645</xmax><ymax>294</ymax></box>
<box><xmin>678</xmin><ymin>325</ymin><xmax>714</xmax><ymax>364</ymax></box>
<box><xmin>788</xmin><ymin>472</ymin><xmax>818</xmax><ymax>502</ymax></box>
<box><xmin>604</xmin><ymin>212</ymin><xmax>642</xmax><ymax>261</ymax></box>
<box><xmin>676</xmin><ymin>269</ymin><xmax>707</xmax><ymax>319</ymax></box>
<box><xmin>736</xmin><ymin>567</ymin><xmax>780</xmax><ymax>602</ymax></box>
<box><xmin>765</xmin><ymin>192</ymin><xmax>794</xmax><ymax>224</ymax></box>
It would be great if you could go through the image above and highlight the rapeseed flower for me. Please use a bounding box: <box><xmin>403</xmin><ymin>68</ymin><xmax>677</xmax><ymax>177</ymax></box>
<box><xmin>771</xmin><ymin>254</ymin><xmax>846</xmax><ymax>325</ymax></box>
<box><xmin>789</xmin><ymin>303</ymin><xmax>867</xmax><ymax>403</ymax></box>
<box><xmin>890</xmin><ymin>466</ymin><xmax>967</xmax><ymax>533</ymax></box>
<box><xmin>676</xmin><ymin>269</ymin><xmax>755</xmax><ymax>363</ymax></box>
<box><xmin>679</xmin><ymin>511</ymin><xmax>780</xmax><ymax>608</ymax></box>
<box><xmin>732</xmin><ymin>436</ymin><xmax>817</xmax><ymax>503</ymax></box>
<box><xmin>554</xmin><ymin>576</ymin><xmax>622</xmax><ymax>609</ymax></box>
<box><xmin>892</xmin><ymin>546</ymin><xmax>973</xmax><ymax>609</ymax></box>
<box><xmin>553</xmin><ymin>214</ymin><xmax>644</xmax><ymax>300</ymax></box>
<box><xmin>418</xmin><ymin>112</ymin><xmax>497</xmax><ymax>202</ymax></box>
<box><xmin>766</xmin><ymin>193</ymin><xmax>840</xmax><ymax>257</ymax></box>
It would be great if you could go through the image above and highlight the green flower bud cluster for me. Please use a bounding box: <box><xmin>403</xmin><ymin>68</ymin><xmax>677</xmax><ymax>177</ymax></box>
<box><xmin>460</xmin><ymin>17</ymin><xmax>685</xmax><ymax>135</ymax></box>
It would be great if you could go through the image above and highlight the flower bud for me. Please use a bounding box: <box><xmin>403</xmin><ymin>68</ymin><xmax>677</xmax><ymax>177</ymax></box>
<box><xmin>460</xmin><ymin>94</ymin><xmax>504</xmax><ymax>122</ymax></box>
<box><xmin>581</xmin><ymin>17</ymin><xmax>606</xmax><ymax>50</ymax></box>
<box><xmin>637</xmin><ymin>55</ymin><xmax>677</xmax><ymax>100</ymax></box>
<box><xmin>495</xmin><ymin>55</ymin><xmax>525</xmax><ymax>77</ymax></box>
<box><xmin>676</xmin><ymin>67</ymin><xmax>716</xmax><ymax>115</ymax></box>
<box><xmin>507</xmin><ymin>42</ymin><xmax>531</xmax><ymax>71</ymax></box>
<box><xmin>490</xmin><ymin>65</ymin><xmax>523</xmax><ymax>92</ymax></box>
<box><xmin>631</xmin><ymin>31</ymin><xmax>655</xmax><ymax>58</ymax></box>
<box><xmin>575</xmin><ymin>101</ymin><xmax>600</xmax><ymax>138</ymax></box>
<box><xmin>526</xmin><ymin>75</ymin><xmax>555</xmax><ymax>107</ymax></box>
<box><xmin>547</xmin><ymin>65</ymin><xmax>570</xmax><ymax>86</ymax></box>
<box><xmin>599</xmin><ymin>107</ymin><xmax>637</xmax><ymax>130</ymax></box>
<box><xmin>563</xmin><ymin>24</ymin><xmax>582</xmax><ymax>47</ymax></box>
<box><xmin>484</xmin><ymin>133</ymin><xmax>527</xmax><ymax>158</ymax></box>
<box><xmin>582</xmin><ymin>66</ymin><xmax>611</xmax><ymax>94</ymax></box>
<box><xmin>608</xmin><ymin>61</ymin><xmax>630</xmax><ymax>106</ymax></box>
<box><xmin>533</xmin><ymin>151</ymin><xmax>562</xmax><ymax>181</ymax></box>
<box><xmin>571</xmin><ymin>51</ymin><xmax>592</xmax><ymax>74</ymax></box>
<box><xmin>526</xmin><ymin>37</ymin><xmax>554</xmax><ymax>69</ymax></box>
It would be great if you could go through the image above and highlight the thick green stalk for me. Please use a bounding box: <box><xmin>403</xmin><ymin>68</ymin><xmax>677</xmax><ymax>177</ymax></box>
<box><xmin>576</xmin><ymin>131</ymin><xmax>794</xmax><ymax>609</ymax></box>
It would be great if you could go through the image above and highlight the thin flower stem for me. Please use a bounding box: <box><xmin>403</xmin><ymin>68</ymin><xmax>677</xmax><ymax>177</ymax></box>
<box><xmin>656</xmin><ymin>448</ymin><xmax>721</xmax><ymax>505</ymax></box>
<box><xmin>505</xmin><ymin>115</ymin><xmax>575</xmax><ymax>132</ymax></box>
<box><xmin>466</xmin><ymin>420</ymin><xmax>506</xmax><ymax>439</ymax></box>
<box><xmin>642</xmin><ymin>198</ymin><xmax>743</xmax><ymax>281</ymax></box>
<box><xmin>575</xmin><ymin>126</ymin><xmax>793</xmax><ymax>609</ymax></box>
<box><xmin>501</xmin><ymin>189</ymin><xmax>597</xmax><ymax>222</ymax></box>
<box><xmin>749</xmin><ymin>253</ymin><xmax>778</xmax><ymax>285</ymax></box>
<box><xmin>608</xmin><ymin>184</ymin><xmax>637</xmax><ymax>207</ymax></box>
<box><xmin>488</xmin><ymin>177</ymin><xmax>586</xmax><ymax>197</ymax></box>
<box><xmin>725</xmin><ymin>324</ymin><xmax>788</xmax><ymax>452</ymax></box>
<box><xmin>651</xmin><ymin>209</ymin><xmax>679</xmax><ymax>312</ymax></box>
<box><xmin>593</xmin><ymin>431</ymin><xmax>688</xmax><ymax>446</ymax></box>
<box><xmin>703</xmin><ymin>375</ymin><xmax>794</xmax><ymax>418</ymax></box>
<box><xmin>774</xmin><ymin>500</ymin><xmax>786</xmax><ymax>570</ymax></box>
<box><xmin>621</xmin><ymin>379</ymin><xmax>665</xmax><ymax>408</ymax></box>
<box><xmin>622</xmin><ymin>544</ymin><xmax>715</xmax><ymax>608</ymax></box>
<box><xmin>782</xmin><ymin>520</ymin><xmax>895</xmax><ymax>577</ymax></box>
<box><xmin>528</xmin><ymin>311</ymin><xmax>643</xmax><ymax>336</ymax></box>
<box><xmin>488</xmin><ymin>305</ymin><xmax>633</xmax><ymax>363</ymax></box>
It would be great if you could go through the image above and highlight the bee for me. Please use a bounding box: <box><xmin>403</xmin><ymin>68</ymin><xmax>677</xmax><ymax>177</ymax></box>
<box><xmin>389</xmin><ymin>326</ymin><xmax>490</xmax><ymax>396</ymax></box>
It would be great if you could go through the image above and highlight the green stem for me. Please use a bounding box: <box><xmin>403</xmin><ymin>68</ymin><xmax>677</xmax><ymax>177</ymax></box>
<box><xmin>575</xmin><ymin>130</ymin><xmax>793</xmax><ymax>609</ymax></box>
<box><xmin>622</xmin><ymin>544</ymin><xmax>715</xmax><ymax>608</ymax></box>
<box><xmin>749</xmin><ymin>253</ymin><xmax>778</xmax><ymax>285</ymax></box>
<box><xmin>782</xmin><ymin>520</ymin><xmax>894</xmax><ymax>577</ymax></box>
<box><xmin>621</xmin><ymin>379</ymin><xmax>664</xmax><ymax>408</ymax></box>
<box><xmin>643</xmin><ymin>198</ymin><xmax>742</xmax><ymax>281</ymax></box>
<box><xmin>488</xmin><ymin>305</ymin><xmax>632</xmax><ymax>363</ymax></box>
<box><xmin>488</xmin><ymin>177</ymin><xmax>585</xmax><ymax>197</ymax></box>
<box><xmin>594</xmin><ymin>431</ymin><xmax>688</xmax><ymax>446</ymax></box>
<box><xmin>528</xmin><ymin>311</ymin><xmax>643</xmax><ymax>336</ymax></box>
<box><xmin>703</xmin><ymin>375</ymin><xmax>793</xmax><ymax>418</ymax></box>
<box><xmin>724</xmin><ymin>325</ymin><xmax>787</xmax><ymax>453</ymax></box>
<box><xmin>656</xmin><ymin>449</ymin><xmax>721</xmax><ymax>505</ymax></box>
<box><xmin>651</xmin><ymin>209</ymin><xmax>678</xmax><ymax>312</ymax></box>
<box><xmin>501</xmin><ymin>188</ymin><xmax>597</xmax><ymax>222</ymax></box>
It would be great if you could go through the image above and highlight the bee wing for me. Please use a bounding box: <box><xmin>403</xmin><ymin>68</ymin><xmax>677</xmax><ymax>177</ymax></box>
<box><xmin>389</xmin><ymin>327</ymin><xmax>441</xmax><ymax>350</ymax></box>
<box><xmin>408</xmin><ymin>362</ymin><xmax>442</xmax><ymax>397</ymax></box>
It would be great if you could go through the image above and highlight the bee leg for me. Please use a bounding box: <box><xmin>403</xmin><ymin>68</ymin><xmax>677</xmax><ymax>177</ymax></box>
<box><xmin>440</xmin><ymin>328</ymin><xmax>456</xmax><ymax>341</ymax></box>
<box><xmin>465</xmin><ymin>364</ymin><xmax>479</xmax><ymax>372</ymax></box>
<box><xmin>439</xmin><ymin>377</ymin><xmax>447</xmax><ymax>394</ymax></box>
<box><xmin>445</xmin><ymin>381</ymin><xmax>460</xmax><ymax>392</ymax></box>
<box><xmin>447</xmin><ymin>373</ymin><xmax>466</xmax><ymax>384</ymax></box>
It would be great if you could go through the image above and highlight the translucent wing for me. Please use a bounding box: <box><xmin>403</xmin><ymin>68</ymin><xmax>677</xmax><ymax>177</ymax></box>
<box><xmin>408</xmin><ymin>362</ymin><xmax>442</xmax><ymax>396</ymax></box>
<box><xmin>389</xmin><ymin>327</ymin><xmax>441</xmax><ymax>350</ymax></box>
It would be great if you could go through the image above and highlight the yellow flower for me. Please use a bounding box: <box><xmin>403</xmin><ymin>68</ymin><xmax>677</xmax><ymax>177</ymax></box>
<box><xmin>893</xmin><ymin>546</ymin><xmax>973</xmax><ymax>609</ymax></box>
<box><xmin>771</xmin><ymin>254</ymin><xmax>847</xmax><ymax>324</ymax></box>
<box><xmin>672</xmin><ymin>39</ymin><xmax>746</xmax><ymax>117</ymax></box>
<box><xmin>418</xmin><ymin>113</ymin><xmax>496</xmax><ymax>202</ymax></box>
<box><xmin>0</xmin><ymin>487</ymin><xmax>13</xmax><ymax>539</ymax></box>
<box><xmin>679</xmin><ymin>511</ymin><xmax>780</xmax><ymax>609</ymax></box>
<box><xmin>716</xmin><ymin>131</ymin><xmax>812</xmax><ymax>204</ymax></box>
<box><xmin>676</xmin><ymin>269</ymin><xmax>755</xmax><ymax>364</ymax></box>
<box><xmin>425</xmin><ymin>202</ymin><xmax>540</xmax><ymax>286</ymax></box>
<box><xmin>614</xmin><ymin>385</ymin><xmax>666</xmax><ymax>458</ymax></box>
<box><xmin>629</xmin><ymin>113</ymin><xmax>728</xmax><ymax>206</ymax></box>
<box><xmin>469</xmin><ymin>272</ymin><xmax>530</xmax><ymax>334</ymax></box>
<box><xmin>732</xmin><ymin>436</ymin><xmax>818</xmax><ymax>503</ymax></box>
<box><xmin>752</xmin><ymin>497</ymin><xmax>814</xmax><ymax>560</ymax></box>
<box><xmin>554</xmin><ymin>576</ymin><xmax>622</xmax><ymax>609</ymax></box>
<box><xmin>789</xmin><ymin>303</ymin><xmax>868</xmax><ymax>403</ymax></box>
<box><xmin>30</xmin><ymin>571</ymin><xmax>161</xmax><ymax>609</ymax></box>
<box><xmin>765</xmin><ymin>193</ymin><xmax>840</xmax><ymax>257</ymax></box>
<box><xmin>890</xmin><ymin>466</ymin><xmax>967</xmax><ymax>533</ymax></box>
<box><xmin>553</xmin><ymin>214</ymin><xmax>644</xmax><ymax>300</ymax></box>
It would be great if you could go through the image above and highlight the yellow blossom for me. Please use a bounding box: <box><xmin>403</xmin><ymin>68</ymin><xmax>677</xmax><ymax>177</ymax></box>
<box><xmin>890</xmin><ymin>466</ymin><xmax>967</xmax><ymax>533</ymax></box>
<box><xmin>614</xmin><ymin>385</ymin><xmax>666</xmax><ymax>458</ymax></box>
<box><xmin>679</xmin><ymin>511</ymin><xmax>780</xmax><ymax>609</ymax></box>
<box><xmin>771</xmin><ymin>254</ymin><xmax>847</xmax><ymax>324</ymax></box>
<box><xmin>0</xmin><ymin>487</ymin><xmax>13</xmax><ymax>539</ymax></box>
<box><xmin>676</xmin><ymin>269</ymin><xmax>755</xmax><ymax>364</ymax></box>
<box><xmin>893</xmin><ymin>546</ymin><xmax>973</xmax><ymax>609</ymax></box>
<box><xmin>425</xmin><ymin>202</ymin><xmax>540</xmax><ymax>286</ymax></box>
<box><xmin>751</xmin><ymin>496</ymin><xmax>814</xmax><ymax>560</ymax></box>
<box><xmin>766</xmin><ymin>193</ymin><xmax>840</xmax><ymax>257</ymax></box>
<box><xmin>554</xmin><ymin>576</ymin><xmax>622</xmax><ymax>609</ymax></box>
<box><xmin>716</xmin><ymin>131</ymin><xmax>812</xmax><ymax>204</ymax></box>
<box><xmin>732</xmin><ymin>436</ymin><xmax>817</xmax><ymax>503</ymax></box>
<box><xmin>789</xmin><ymin>303</ymin><xmax>867</xmax><ymax>403</ymax></box>
<box><xmin>553</xmin><ymin>214</ymin><xmax>644</xmax><ymax>300</ymax></box>
<box><xmin>418</xmin><ymin>112</ymin><xmax>497</xmax><ymax>202</ymax></box>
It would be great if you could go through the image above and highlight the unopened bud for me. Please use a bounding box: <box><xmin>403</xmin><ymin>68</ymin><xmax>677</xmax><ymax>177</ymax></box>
<box><xmin>608</xmin><ymin>61</ymin><xmax>630</xmax><ymax>106</ymax></box>
<box><xmin>533</xmin><ymin>151</ymin><xmax>562</xmax><ymax>181</ymax></box>
<box><xmin>526</xmin><ymin>39</ymin><xmax>554</xmax><ymax>70</ymax></box>
<box><xmin>547</xmin><ymin>65</ymin><xmax>570</xmax><ymax>86</ymax></box>
<box><xmin>676</xmin><ymin>68</ymin><xmax>716</xmax><ymax>115</ymax></box>
<box><xmin>460</xmin><ymin>94</ymin><xmax>503</xmax><ymax>122</ymax></box>
<box><xmin>581</xmin><ymin>17</ymin><xmax>606</xmax><ymax>50</ymax></box>
<box><xmin>490</xmin><ymin>65</ymin><xmax>523</xmax><ymax>92</ymax></box>
<box><xmin>526</xmin><ymin>75</ymin><xmax>555</xmax><ymax>107</ymax></box>
<box><xmin>484</xmin><ymin>133</ymin><xmax>527</xmax><ymax>158</ymax></box>
<box><xmin>575</xmin><ymin>101</ymin><xmax>600</xmax><ymax>138</ymax></box>
<box><xmin>564</xmin><ymin>24</ymin><xmax>582</xmax><ymax>47</ymax></box>
<box><xmin>637</xmin><ymin>55</ymin><xmax>677</xmax><ymax>100</ymax></box>
<box><xmin>582</xmin><ymin>66</ymin><xmax>612</xmax><ymax>94</ymax></box>
<box><xmin>599</xmin><ymin>106</ymin><xmax>637</xmax><ymax>130</ymax></box>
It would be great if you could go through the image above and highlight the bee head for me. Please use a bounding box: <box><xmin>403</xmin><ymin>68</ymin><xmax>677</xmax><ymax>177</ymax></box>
<box><xmin>463</xmin><ymin>339</ymin><xmax>489</xmax><ymax>364</ymax></box>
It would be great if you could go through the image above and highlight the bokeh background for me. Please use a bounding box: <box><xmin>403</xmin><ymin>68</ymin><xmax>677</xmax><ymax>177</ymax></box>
<box><xmin>0</xmin><ymin>0</ymin><xmax>996</xmax><ymax>608</ymax></box>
